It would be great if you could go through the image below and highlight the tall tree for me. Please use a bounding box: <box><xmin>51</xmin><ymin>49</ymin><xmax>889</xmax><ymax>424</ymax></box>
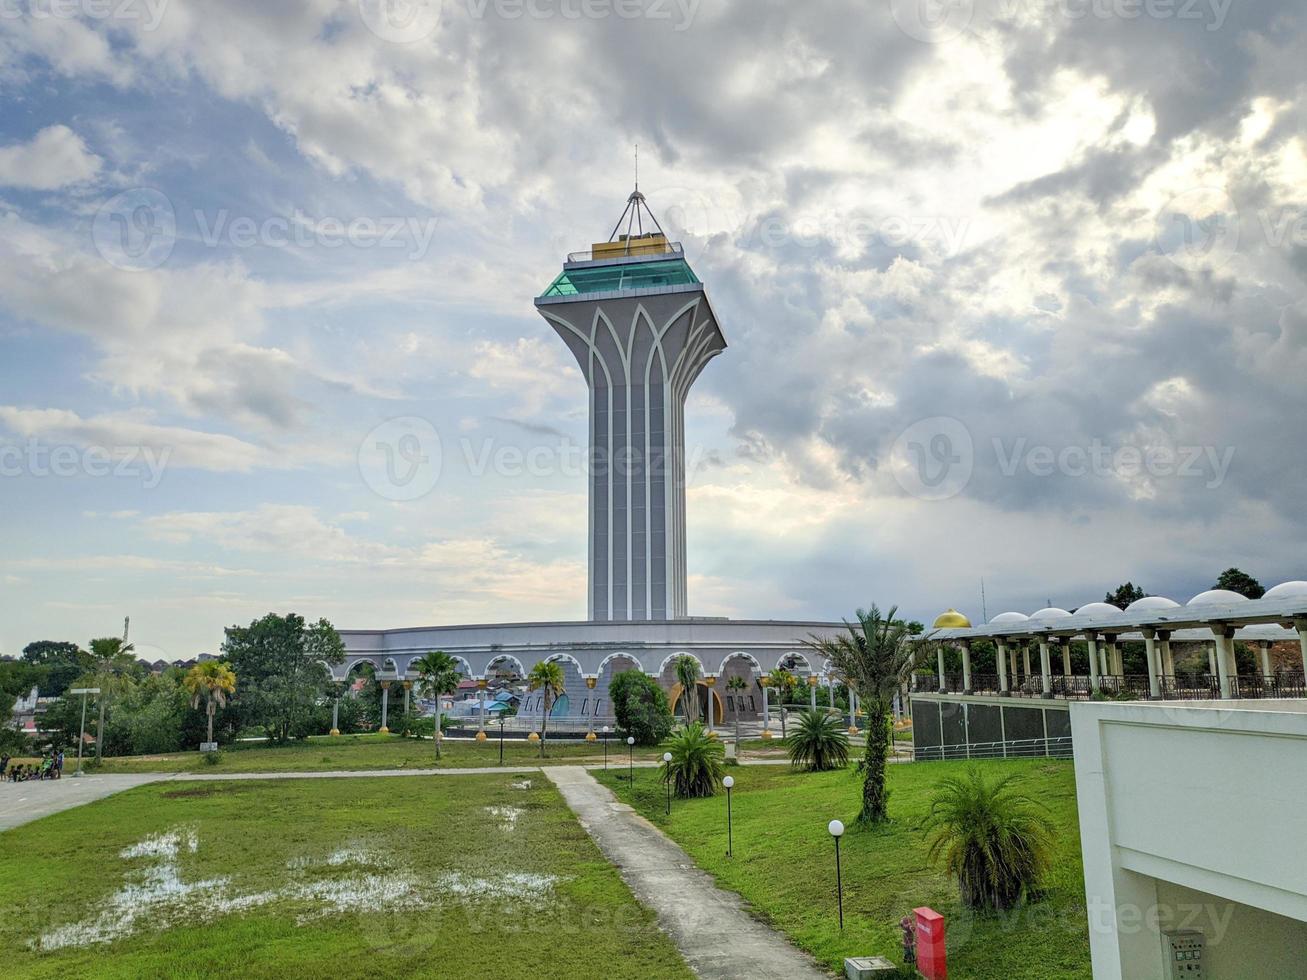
<box><xmin>1214</xmin><ymin>567</ymin><xmax>1265</xmax><ymax>599</ymax></box>
<box><xmin>1104</xmin><ymin>582</ymin><xmax>1146</xmax><ymax>609</ymax></box>
<box><xmin>412</xmin><ymin>651</ymin><xmax>461</xmax><ymax>759</ymax></box>
<box><xmin>183</xmin><ymin>661</ymin><xmax>237</xmax><ymax>748</ymax></box>
<box><xmin>527</xmin><ymin>660</ymin><xmax>566</xmax><ymax>757</ymax></box>
<box><xmin>220</xmin><ymin>613</ymin><xmax>344</xmax><ymax>741</ymax></box>
<box><xmin>674</xmin><ymin>654</ymin><xmax>701</xmax><ymax>728</ymax></box>
<box><xmin>22</xmin><ymin>640</ymin><xmax>91</xmax><ymax>698</ymax></box>
<box><xmin>87</xmin><ymin>636</ymin><xmax>137</xmax><ymax>760</ymax></box>
<box><xmin>806</xmin><ymin>605</ymin><xmax>921</xmax><ymax>826</ymax></box>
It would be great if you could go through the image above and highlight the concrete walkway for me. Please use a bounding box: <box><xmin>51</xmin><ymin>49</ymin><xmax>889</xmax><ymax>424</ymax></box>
<box><xmin>0</xmin><ymin>774</ymin><xmax>168</xmax><ymax>832</ymax></box>
<box><xmin>543</xmin><ymin>766</ymin><xmax>829</xmax><ymax>980</ymax></box>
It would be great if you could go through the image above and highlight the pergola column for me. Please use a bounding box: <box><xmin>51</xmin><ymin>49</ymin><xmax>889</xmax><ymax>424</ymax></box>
<box><xmin>937</xmin><ymin>644</ymin><xmax>948</xmax><ymax>693</ymax></box>
<box><xmin>1159</xmin><ymin>632</ymin><xmax>1174</xmax><ymax>678</ymax></box>
<box><xmin>1060</xmin><ymin>640</ymin><xmax>1072</xmax><ymax>679</ymax></box>
<box><xmin>1213</xmin><ymin>626</ymin><xmax>1235</xmax><ymax>699</ymax></box>
<box><xmin>1022</xmin><ymin>642</ymin><xmax>1032</xmax><ymax>678</ymax></box>
<box><xmin>828</xmin><ymin>678</ymin><xmax>836</xmax><ymax>712</ymax></box>
<box><xmin>960</xmin><ymin>641</ymin><xmax>973</xmax><ymax>695</ymax></box>
<box><xmin>808</xmin><ymin>675</ymin><xmax>818</xmax><ymax>711</ymax></box>
<box><xmin>402</xmin><ymin>680</ymin><xmax>412</xmax><ymax>715</ymax></box>
<box><xmin>1105</xmin><ymin>637</ymin><xmax>1121</xmax><ymax>677</ymax></box>
<box><xmin>1009</xmin><ymin>644</ymin><xmax>1019</xmax><ymax>684</ymax></box>
<box><xmin>705</xmin><ymin>675</ymin><xmax>717</xmax><ymax>733</ymax></box>
<box><xmin>1259</xmin><ymin>642</ymin><xmax>1274</xmax><ymax>682</ymax></box>
<box><xmin>477</xmin><ymin>678</ymin><xmax>488</xmax><ymax>733</ymax></box>
<box><xmin>1086</xmin><ymin>634</ymin><xmax>1100</xmax><ymax>695</ymax></box>
<box><xmin>848</xmin><ymin>688</ymin><xmax>859</xmax><ymax>734</ymax></box>
<box><xmin>996</xmin><ymin>639</ymin><xmax>1010</xmax><ymax>694</ymax></box>
<box><xmin>330</xmin><ymin>692</ymin><xmax>341</xmax><ymax>736</ymax></box>
<box><xmin>379</xmin><ymin>680</ymin><xmax>391</xmax><ymax>734</ymax></box>
<box><xmin>1208</xmin><ymin>642</ymin><xmax>1219</xmax><ymax>679</ymax></box>
<box><xmin>1142</xmin><ymin>629</ymin><xmax>1161</xmax><ymax>699</ymax></box>
<box><xmin>1037</xmin><ymin>640</ymin><xmax>1053</xmax><ymax>698</ymax></box>
<box><xmin>761</xmin><ymin>678</ymin><xmax>772</xmax><ymax>737</ymax></box>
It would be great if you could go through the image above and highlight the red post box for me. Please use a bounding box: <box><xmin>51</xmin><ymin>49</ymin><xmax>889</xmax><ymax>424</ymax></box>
<box><xmin>914</xmin><ymin>906</ymin><xmax>946</xmax><ymax>980</ymax></box>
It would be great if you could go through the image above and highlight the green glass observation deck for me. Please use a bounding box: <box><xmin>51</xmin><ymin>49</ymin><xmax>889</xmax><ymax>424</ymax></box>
<box><xmin>539</xmin><ymin>257</ymin><xmax>699</xmax><ymax>298</ymax></box>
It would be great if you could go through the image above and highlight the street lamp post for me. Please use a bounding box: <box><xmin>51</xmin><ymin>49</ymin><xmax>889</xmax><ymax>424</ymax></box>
<box><xmin>69</xmin><ymin>687</ymin><xmax>99</xmax><ymax>777</ymax></box>
<box><xmin>627</xmin><ymin>735</ymin><xmax>635</xmax><ymax>783</ymax></box>
<box><xmin>602</xmin><ymin>725</ymin><xmax>610</xmax><ymax>770</ymax></box>
<box><xmin>723</xmin><ymin>775</ymin><xmax>734</xmax><ymax>857</ymax></box>
<box><xmin>829</xmin><ymin>819</ymin><xmax>845</xmax><ymax>930</ymax></box>
<box><xmin>663</xmin><ymin>751</ymin><xmax>673</xmax><ymax>815</ymax></box>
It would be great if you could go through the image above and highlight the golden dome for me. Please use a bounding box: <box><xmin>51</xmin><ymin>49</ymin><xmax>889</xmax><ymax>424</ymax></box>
<box><xmin>933</xmin><ymin>608</ymin><xmax>972</xmax><ymax>629</ymax></box>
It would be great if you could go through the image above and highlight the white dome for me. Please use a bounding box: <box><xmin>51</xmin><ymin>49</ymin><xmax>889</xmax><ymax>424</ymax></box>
<box><xmin>990</xmin><ymin>611</ymin><xmax>1029</xmax><ymax>624</ymax></box>
<box><xmin>1187</xmin><ymin>589</ymin><xmax>1249</xmax><ymax>606</ymax></box>
<box><xmin>1073</xmin><ymin>602</ymin><xmax>1122</xmax><ymax>618</ymax></box>
<box><xmin>1265</xmin><ymin>581</ymin><xmax>1307</xmax><ymax>600</ymax></box>
<box><xmin>1029</xmin><ymin>607</ymin><xmax>1072</xmax><ymax>621</ymax></box>
<box><xmin>1125</xmin><ymin>596</ymin><xmax>1181</xmax><ymax>612</ymax></box>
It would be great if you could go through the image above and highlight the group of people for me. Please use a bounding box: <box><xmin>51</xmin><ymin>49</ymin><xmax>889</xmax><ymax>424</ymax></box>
<box><xmin>0</xmin><ymin>751</ymin><xmax>65</xmax><ymax>782</ymax></box>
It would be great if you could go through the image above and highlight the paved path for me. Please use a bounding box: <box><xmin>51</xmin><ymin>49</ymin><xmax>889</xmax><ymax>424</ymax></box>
<box><xmin>543</xmin><ymin>766</ymin><xmax>829</xmax><ymax>980</ymax></box>
<box><xmin>0</xmin><ymin>774</ymin><xmax>169</xmax><ymax>832</ymax></box>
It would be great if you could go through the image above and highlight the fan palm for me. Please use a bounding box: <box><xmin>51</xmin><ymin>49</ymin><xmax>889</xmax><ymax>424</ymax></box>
<box><xmin>183</xmin><ymin>661</ymin><xmax>237</xmax><ymax>747</ymax></box>
<box><xmin>786</xmin><ymin>708</ymin><xmax>849</xmax><ymax>772</ymax></box>
<box><xmin>725</xmin><ymin>674</ymin><xmax>748</xmax><ymax>745</ymax></box>
<box><xmin>412</xmin><ymin>651</ymin><xmax>461</xmax><ymax>759</ymax></box>
<box><xmin>527</xmin><ymin>659</ymin><xmax>566</xmax><ymax>757</ymax></box>
<box><xmin>673</xmin><ymin>654</ymin><xmax>701</xmax><ymax>728</ymax></box>
<box><xmin>662</xmin><ymin>723</ymin><xmax>725</xmax><ymax>798</ymax></box>
<box><xmin>921</xmin><ymin>768</ymin><xmax>1056</xmax><ymax>911</ymax></box>
<box><xmin>806</xmin><ymin>605</ymin><xmax>922</xmax><ymax>825</ymax></box>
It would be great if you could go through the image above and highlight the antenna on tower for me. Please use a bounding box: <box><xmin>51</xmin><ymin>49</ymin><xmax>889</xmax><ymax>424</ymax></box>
<box><xmin>123</xmin><ymin>616</ymin><xmax>130</xmax><ymax>643</ymax></box>
<box><xmin>634</xmin><ymin>142</ymin><xmax>639</xmax><ymax>192</ymax></box>
<box><xmin>980</xmin><ymin>578</ymin><xmax>987</xmax><ymax>623</ymax></box>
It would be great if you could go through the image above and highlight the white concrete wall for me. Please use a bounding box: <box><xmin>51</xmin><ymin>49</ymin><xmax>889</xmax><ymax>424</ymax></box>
<box><xmin>1070</xmin><ymin>699</ymin><xmax>1307</xmax><ymax>979</ymax></box>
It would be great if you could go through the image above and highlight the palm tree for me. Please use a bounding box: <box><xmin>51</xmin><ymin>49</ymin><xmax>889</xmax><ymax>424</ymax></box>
<box><xmin>806</xmin><ymin>605</ymin><xmax>921</xmax><ymax>826</ymax></box>
<box><xmin>412</xmin><ymin>651</ymin><xmax>461</xmax><ymax>759</ymax></box>
<box><xmin>183</xmin><ymin>661</ymin><xmax>237</xmax><ymax>747</ymax></box>
<box><xmin>921</xmin><ymin>768</ymin><xmax>1056</xmax><ymax>911</ymax></box>
<box><xmin>662</xmin><ymin>723</ymin><xmax>725</xmax><ymax>798</ymax></box>
<box><xmin>88</xmin><ymin>636</ymin><xmax>135</xmax><ymax>761</ymax></box>
<box><xmin>726</xmin><ymin>674</ymin><xmax>748</xmax><ymax>745</ymax></box>
<box><xmin>527</xmin><ymin>660</ymin><xmax>566</xmax><ymax>757</ymax></box>
<box><xmin>787</xmin><ymin>708</ymin><xmax>849</xmax><ymax>772</ymax></box>
<box><xmin>673</xmin><ymin>655</ymin><xmax>701</xmax><ymax>729</ymax></box>
<box><xmin>767</xmin><ymin>667</ymin><xmax>795</xmax><ymax>738</ymax></box>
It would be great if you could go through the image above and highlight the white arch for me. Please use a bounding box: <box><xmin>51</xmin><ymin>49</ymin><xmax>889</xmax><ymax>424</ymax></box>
<box><xmin>545</xmin><ymin>653</ymin><xmax>585</xmax><ymax>674</ymax></box>
<box><xmin>778</xmin><ymin>651</ymin><xmax>814</xmax><ymax>673</ymax></box>
<box><xmin>344</xmin><ymin>657</ymin><xmax>380</xmax><ymax>675</ymax></box>
<box><xmin>718</xmin><ymin>651</ymin><xmax>762</xmax><ymax>674</ymax></box>
<box><xmin>484</xmin><ymin>654</ymin><xmax>526</xmax><ymax>677</ymax></box>
<box><xmin>597</xmin><ymin>651</ymin><xmax>644</xmax><ymax>675</ymax></box>
<box><xmin>658</xmin><ymin>651</ymin><xmax>705</xmax><ymax>675</ymax></box>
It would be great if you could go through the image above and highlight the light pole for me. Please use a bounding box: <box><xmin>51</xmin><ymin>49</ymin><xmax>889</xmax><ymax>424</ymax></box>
<box><xmin>663</xmin><ymin>751</ymin><xmax>673</xmax><ymax>815</ymax></box>
<box><xmin>69</xmin><ymin>687</ymin><xmax>99</xmax><ymax>777</ymax></box>
<box><xmin>602</xmin><ymin>725</ymin><xmax>610</xmax><ymax>770</ymax></box>
<box><xmin>627</xmin><ymin>735</ymin><xmax>635</xmax><ymax>783</ymax></box>
<box><xmin>829</xmin><ymin>819</ymin><xmax>845</xmax><ymax>930</ymax></box>
<box><xmin>723</xmin><ymin>775</ymin><xmax>734</xmax><ymax>857</ymax></box>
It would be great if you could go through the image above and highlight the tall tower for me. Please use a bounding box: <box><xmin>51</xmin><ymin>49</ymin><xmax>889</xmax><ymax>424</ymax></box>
<box><xmin>536</xmin><ymin>190</ymin><xmax>726</xmax><ymax>621</ymax></box>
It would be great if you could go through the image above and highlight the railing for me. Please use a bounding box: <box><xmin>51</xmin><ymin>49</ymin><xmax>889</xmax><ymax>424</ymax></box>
<box><xmin>566</xmin><ymin>241</ymin><xmax>684</xmax><ymax>264</ymax></box>
<box><xmin>909</xmin><ymin>672</ymin><xmax>1307</xmax><ymax>701</ymax></box>
<box><xmin>913</xmin><ymin>736</ymin><xmax>1074</xmax><ymax>762</ymax></box>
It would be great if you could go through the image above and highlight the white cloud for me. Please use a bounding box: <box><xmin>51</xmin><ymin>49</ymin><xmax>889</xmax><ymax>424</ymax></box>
<box><xmin>0</xmin><ymin>125</ymin><xmax>101</xmax><ymax>189</ymax></box>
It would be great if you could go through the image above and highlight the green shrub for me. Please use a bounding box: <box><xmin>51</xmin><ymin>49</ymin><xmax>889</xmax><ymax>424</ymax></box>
<box><xmin>786</xmin><ymin>709</ymin><xmax>849</xmax><ymax>771</ymax></box>
<box><xmin>609</xmin><ymin>670</ymin><xmax>674</xmax><ymax>746</ymax></box>
<box><xmin>202</xmin><ymin>750</ymin><xmax>222</xmax><ymax>766</ymax></box>
<box><xmin>662</xmin><ymin>724</ymin><xmax>725</xmax><ymax>798</ymax></box>
<box><xmin>920</xmin><ymin>767</ymin><xmax>1055</xmax><ymax>911</ymax></box>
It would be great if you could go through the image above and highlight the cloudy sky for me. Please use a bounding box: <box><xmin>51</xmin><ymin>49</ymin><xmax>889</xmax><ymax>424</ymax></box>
<box><xmin>1</xmin><ymin>0</ymin><xmax>1304</xmax><ymax>660</ymax></box>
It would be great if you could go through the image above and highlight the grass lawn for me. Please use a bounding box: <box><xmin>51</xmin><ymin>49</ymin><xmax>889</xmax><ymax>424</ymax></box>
<box><xmin>0</xmin><ymin>773</ymin><xmax>693</xmax><ymax>980</ymax></box>
<box><xmin>88</xmin><ymin>733</ymin><xmax>784</xmax><ymax>774</ymax></box>
<box><xmin>597</xmin><ymin>758</ymin><xmax>1090</xmax><ymax>979</ymax></box>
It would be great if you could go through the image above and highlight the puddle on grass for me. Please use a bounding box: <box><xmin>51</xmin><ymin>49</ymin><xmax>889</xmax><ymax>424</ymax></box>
<box><xmin>484</xmin><ymin>805</ymin><xmax>522</xmax><ymax>831</ymax></box>
<box><xmin>36</xmin><ymin>828</ymin><xmax>567</xmax><ymax>952</ymax></box>
<box><xmin>511</xmin><ymin>779</ymin><xmax>532</xmax><ymax>790</ymax></box>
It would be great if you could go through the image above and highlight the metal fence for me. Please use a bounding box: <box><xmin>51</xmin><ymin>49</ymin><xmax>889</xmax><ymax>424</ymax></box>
<box><xmin>912</xmin><ymin>736</ymin><xmax>1074</xmax><ymax>762</ymax></box>
<box><xmin>912</xmin><ymin>671</ymin><xmax>1307</xmax><ymax>702</ymax></box>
